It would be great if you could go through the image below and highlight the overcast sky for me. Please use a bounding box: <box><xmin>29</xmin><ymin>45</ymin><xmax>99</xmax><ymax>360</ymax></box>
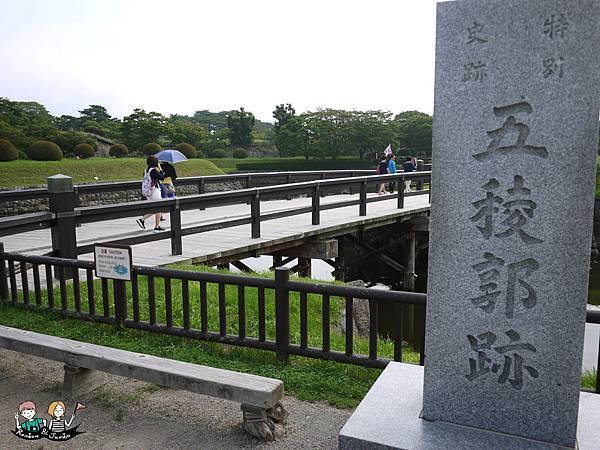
<box><xmin>0</xmin><ymin>0</ymin><xmax>440</xmax><ymax>122</ymax></box>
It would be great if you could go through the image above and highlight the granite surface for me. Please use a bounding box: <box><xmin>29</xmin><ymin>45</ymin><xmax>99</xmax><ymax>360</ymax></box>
<box><xmin>424</xmin><ymin>0</ymin><xmax>600</xmax><ymax>447</ymax></box>
<box><xmin>339</xmin><ymin>362</ymin><xmax>600</xmax><ymax>450</ymax></box>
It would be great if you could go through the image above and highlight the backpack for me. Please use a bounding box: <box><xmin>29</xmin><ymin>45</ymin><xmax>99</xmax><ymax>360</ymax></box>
<box><xmin>141</xmin><ymin>168</ymin><xmax>155</xmax><ymax>198</ymax></box>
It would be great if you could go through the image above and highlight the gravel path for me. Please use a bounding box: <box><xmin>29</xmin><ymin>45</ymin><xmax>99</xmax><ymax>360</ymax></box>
<box><xmin>0</xmin><ymin>350</ymin><xmax>352</xmax><ymax>449</ymax></box>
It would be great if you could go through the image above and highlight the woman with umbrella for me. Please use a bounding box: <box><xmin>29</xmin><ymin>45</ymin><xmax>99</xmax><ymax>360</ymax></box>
<box><xmin>155</xmin><ymin>149</ymin><xmax>187</xmax><ymax>199</ymax></box>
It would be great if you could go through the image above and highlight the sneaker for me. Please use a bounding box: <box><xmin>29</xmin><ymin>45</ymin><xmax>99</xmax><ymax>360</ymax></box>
<box><xmin>160</xmin><ymin>216</ymin><xmax>167</xmax><ymax>221</ymax></box>
<box><xmin>153</xmin><ymin>226</ymin><xmax>166</xmax><ymax>233</ymax></box>
<box><xmin>136</xmin><ymin>218</ymin><xmax>145</xmax><ymax>229</ymax></box>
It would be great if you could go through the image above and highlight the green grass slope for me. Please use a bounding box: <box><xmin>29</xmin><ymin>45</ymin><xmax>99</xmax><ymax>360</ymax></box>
<box><xmin>0</xmin><ymin>158</ymin><xmax>223</xmax><ymax>188</ymax></box>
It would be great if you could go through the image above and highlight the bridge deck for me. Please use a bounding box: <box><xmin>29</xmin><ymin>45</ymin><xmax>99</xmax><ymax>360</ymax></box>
<box><xmin>3</xmin><ymin>192</ymin><xmax>430</xmax><ymax>267</ymax></box>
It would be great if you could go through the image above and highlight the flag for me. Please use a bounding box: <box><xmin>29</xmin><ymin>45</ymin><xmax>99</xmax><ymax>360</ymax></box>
<box><xmin>383</xmin><ymin>144</ymin><xmax>392</xmax><ymax>156</ymax></box>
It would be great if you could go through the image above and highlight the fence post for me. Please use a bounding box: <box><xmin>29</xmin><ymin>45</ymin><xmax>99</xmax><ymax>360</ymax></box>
<box><xmin>397</xmin><ymin>177</ymin><xmax>405</xmax><ymax>209</ymax></box>
<box><xmin>113</xmin><ymin>279</ymin><xmax>127</xmax><ymax>327</ymax></box>
<box><xmin>170</xmin><ymin>199</ymin><xmax>182</xmax><ymax>255</ymax></box>
<box><xmin>48</xmin><ymin>175</ymin><xmax>77</xmax><ymax>278</ymax></box>
<box><xmin>359</xmin><ymin>180</ymin><xmax>367</xmax><ymax>216</ymax></box>
<box><xmin>312</xmin><ymin>183</ymin><xmax>321</xmax><ymax>225</ymax></box>
<box><xmin>0</xmin><ymin>243</ymin><xmax>8</xmax><ymax>302</ymax></box>
<box><xmin>428</xmin><ymin>175</ymin><xmax>432</xmax><ymax>203</ymax></box>
<box><xmin>251</xmin><ymin>190</ymin><xmax>261</xmax><ymax>238</ymax></box>
<box><xmin>246</xmin><ymin>174</ymin><xmax>252</xmax><ymax>188</ymax></box>
<box><xmin>198</xmin><ymin>178</ymin><xmax>206</xmax><ymax>210</ymax></box>
<box><xmin>275</xmin><ymin>267</ymin><xmax>290</xmax><ymax>363</ymax></box>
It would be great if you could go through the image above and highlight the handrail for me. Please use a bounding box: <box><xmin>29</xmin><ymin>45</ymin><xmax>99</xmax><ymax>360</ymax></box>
<box><xmin>0</xmin><ymin>169</ymin><xmax>376</xmax><ymax>202</ymax></box>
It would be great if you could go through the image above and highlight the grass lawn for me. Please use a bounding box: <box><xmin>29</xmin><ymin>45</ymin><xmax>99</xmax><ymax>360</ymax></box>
<box><xmin>0</xmin><ymin>158</ymin><xmax>223</xmax><ymax>188</ymax></box>
<box><xmin>0</xmin><ymin>264</ymin><xmax>420</xmax><ymax>408</ymax></box>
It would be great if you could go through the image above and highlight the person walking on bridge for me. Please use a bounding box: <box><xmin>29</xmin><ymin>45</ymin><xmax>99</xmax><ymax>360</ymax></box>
<box><xmin>137</xmin><ymin>156</ymin><xmax>165</xmax><ymax>233</ymax></box>
<box><xmin>376</xmin><ymin>155</ymin><xmax>389</xmax><ymax>195</ymax></box>
<box><xmin>387</xmin><ymin>154</ymin><xmax>397</xmax><ymax>193</ymax></box>
<box><xmin>402</xmin><ymin>156</ymin><xmax>416</xmax><ymax>193</ymax></box>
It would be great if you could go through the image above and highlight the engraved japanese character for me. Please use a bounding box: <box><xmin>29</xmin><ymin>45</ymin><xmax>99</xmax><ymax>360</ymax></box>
<box><xmin>474</xmin><ymin>102</ymin><xmax>548</xmax><ymax>161</ymax></box>
<box><xmin>495</xmin><ymin>175</ymin><xmax>543</xmax><ymax>244</ymax></box>
<box><xmin>544</xmin><ymin>13</ymin><xmax>569</xmax><ymax>39</ymax></box>
<box><xmin>493</xmin><ymin>329</ymin><xmax>539</xmax><ymax>390</ymax></box>
<box><xmin>543</xmin><ymin>57</ymin><xmax>564</xmax><ymax>78</ymax></box>
<box><xmin>505</xmin><ymin>258</ymin><xmax>539</xmax><ymax>319</ymax></box>
<box><xmin>463</xmin><ymin>61</ymin><xmax>487</xmax><ymax>82</ymax></box>
<box><xmin>465</xmin><ymin>331</ymin><xmax>497</xmax><ymax>381</ymax></box>
<box><xmin>470</xmin><ymin>253</ymin><xmax>539</xmax><ymax>318</ymax></box>
<box><xmin>465</xmin><ymin>330</ymin><xmax>539</xmax><ymax>390</ymax></box>
<box><xmin>471</xmin><ymin>176</ymin><xmax>542</xmax><ymax>244</ymax></box>
<box><xmin>470</xmin><ymin>252</ymin><xmax>505</xmax><ymax>313</ymax></box>
<box><xmin>466</xmin><ymin>21</ymin><xmax>488</xmax><ymax>44</ymax></box>
<box><xmin>470</xmin><ymin>178</ymin><xmax>503</xmax><ymax>239</ymax></box>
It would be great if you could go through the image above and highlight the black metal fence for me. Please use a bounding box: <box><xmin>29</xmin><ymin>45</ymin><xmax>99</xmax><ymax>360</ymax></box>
<box><xmin>0</xmin><ymin>251</ymin><xmax>427</xmax><ymax>369</ymax></box>
<box><xmin>0</xmin><ymin>171</ymin><xmax>432</xmax><ymax>262</ymax></box>
<box><xmin>1</xmin><ymin>249</ymin><xmax>599</xmax><ymax>393</ymax></box>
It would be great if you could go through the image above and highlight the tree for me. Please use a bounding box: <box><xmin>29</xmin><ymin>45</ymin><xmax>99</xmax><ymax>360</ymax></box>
<box><xmin>347</xmin><ymin>111</ymin><xmax>395</xmax><ymax>159</ymax></box>
<box><xmin>122</xmin><ymin>109</ymin><xmax>168</xmax><ymax>151</ymax></box>
<box><xmin>393</xmin><ymin>111</ymin><xmax>433</xmax><ymax>157</ymax></box>
<box><xmin>272</xmin><ymin>103</ymin><xmax>295</xmax><ymax>131</ymax></box>
<box><xmin>79</xmin><ymin>105</ymin><xmax>112</xmax><ymax>123</ymax></box>
<box><xmin>274</xmin><ymin>116</ymin><xmax>310</xmax><ymax>158</ymax></box>
<box><xmin>227</xmin><ymin>108</ymin><xmax>255</xmax><ymax>147</ymax></box>
<box><xmin>166</xmin><ymin>116</ymin><xmax>210</xmax><ymax>148</ymax></box>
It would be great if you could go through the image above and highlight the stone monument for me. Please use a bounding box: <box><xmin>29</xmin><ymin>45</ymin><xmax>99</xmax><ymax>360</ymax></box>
<box><xmin>339</xmin><ymin>0</ymin><xmax>600</xmax><ymax>448</ymax></box>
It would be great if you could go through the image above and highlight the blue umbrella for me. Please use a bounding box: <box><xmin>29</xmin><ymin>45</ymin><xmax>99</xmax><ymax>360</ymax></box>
<box><xmin>154</xmin><ymin>149</ymin><xmax>188</xmax><ymax>164</ymax></box>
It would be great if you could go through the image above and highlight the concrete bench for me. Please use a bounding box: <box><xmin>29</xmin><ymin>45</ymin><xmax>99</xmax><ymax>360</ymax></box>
<box><xmin>0</xmin><ymin>325</ymin><xmax>287</xmax><ymax>441</ymax></box>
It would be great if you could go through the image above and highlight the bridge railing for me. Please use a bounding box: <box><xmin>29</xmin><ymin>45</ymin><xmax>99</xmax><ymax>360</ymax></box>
<box><xmin>1</xmin><ymin>249</ymin><xmax>598</xmax><ymax>392</ymax></box>
<box><xmin>0</xmin><ymin>170</ymin><xmax>376</xmax><ymax>203</ymax></box>
<box><xmin>0</xmin><ymin>171</ymin><xmax>432</xmax><ymax>260</ymax></box>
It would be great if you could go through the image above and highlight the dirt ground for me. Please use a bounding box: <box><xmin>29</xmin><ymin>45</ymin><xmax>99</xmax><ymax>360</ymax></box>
<box><xmin>0</xmin><ymin>350</ymin><xmax>352</xmax><ymax>449</ymax></box>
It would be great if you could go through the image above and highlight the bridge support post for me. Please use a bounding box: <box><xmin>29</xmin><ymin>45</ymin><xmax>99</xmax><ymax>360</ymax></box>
<box><xmin>275</xmin><ymin>267</ymin><xmax>290</xmax><ymax>363</ymax></box>
<box><xmin>48</xmin><ymin>175</ymin><xmax>77</xmax><ymax>278</ymax></box>
<box><xmin>170</xmin><ymin>199</ymin><xmax>182</xmax><ymax>255</ymax></box>
<box><xmin>359</xmin><ymin>180</ymin><xmax>367</xmax><ymax>216</ymax></box>
<box><xmin>251</xmin><ymin>191</ymin><xmax>261</xmax><ymax>238</ymax></box>
<box><xmin>397</xmin><ymin>179</ymin><xmax>405</xmax><ymax>209</ymax></box>
<box><xmin>0</xmin><ymin>243</ymin><xmax>8</xmax><ymax>302</ymax></box>
<box><xmin>297</xmin><ymin>258</ymin><xmax>311</xmax><ymax>278</ymax></box>
<box><xmin>312</xmin><ymin>183</ymin><xmax>321</xmax><ymax>225</ymax></box>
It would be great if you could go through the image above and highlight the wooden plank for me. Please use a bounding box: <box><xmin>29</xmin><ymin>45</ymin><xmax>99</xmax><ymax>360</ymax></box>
<box><xmin>0</xmin><ymin>325</ymin><xmax>283</xmax><ymax>409</ymax></box>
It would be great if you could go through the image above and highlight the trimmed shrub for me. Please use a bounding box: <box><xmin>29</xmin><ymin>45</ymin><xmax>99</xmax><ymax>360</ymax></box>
<box><xmin>143</xmin><ymin>142</ymin><xmax>162</xmax><ymax>155</ymax></box>
<box><xmin>209</xmin><ymin>148</ymin><xmax>227</xmax><ymax>158</ymax></box>
<box><xmin>174</xmin><ymin>142</ymin><xmax>197</xmax><ymax>158</ymax></box>
<box><xmin>232</xmin><ymin>147</ymin><xmax>248</xmax><ymax>159</ymax></box>
<box><xmin>109</xmin><ymin>144</ymin><xmax>129</xmax><ymax>158</ymax></box>
<box><xmin>26</xmin><ymin>141</ymin><xmax>63</xmax><ymax>161</ymax></box>
<box><xmin>74</xmin><ymin>143</ymin><xmax>95</xmax><ymax>159</ymax></box>
<box><xmin>0</xmin><ymin>139</ymin><xmax>18</xmax><ymax>161</ymax></box>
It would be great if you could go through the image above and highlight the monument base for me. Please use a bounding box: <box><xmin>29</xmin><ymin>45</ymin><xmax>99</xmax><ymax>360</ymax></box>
<box><xmin>339</xmin><ymin>362</ymin><xmax>600</xmax><ymax>450</ymax></box>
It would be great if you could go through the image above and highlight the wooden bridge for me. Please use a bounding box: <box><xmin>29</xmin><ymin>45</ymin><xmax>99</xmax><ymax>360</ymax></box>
<box><xmin>0</xmin><ymin>170</ymin><xmax>432</xmax><ymax>275</ymax></box>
